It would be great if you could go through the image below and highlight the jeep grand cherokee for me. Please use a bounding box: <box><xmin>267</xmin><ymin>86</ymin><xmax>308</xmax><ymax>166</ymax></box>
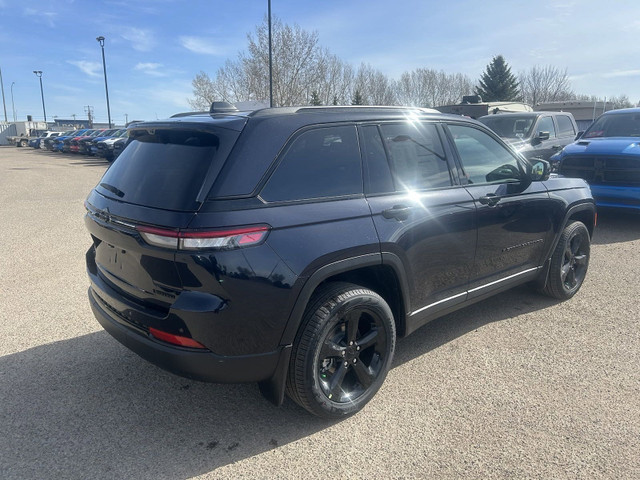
<box><xmin>85</xmin><ymin>105</ymin><xmax>595</xmax><ymax>418</ymax></box>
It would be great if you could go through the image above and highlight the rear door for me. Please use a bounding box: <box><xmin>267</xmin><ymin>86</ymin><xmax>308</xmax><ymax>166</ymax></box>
<box><xmin>360</xmin><ymin>121</ymin><xmax>476</xmax><ymax>327</ymax></box>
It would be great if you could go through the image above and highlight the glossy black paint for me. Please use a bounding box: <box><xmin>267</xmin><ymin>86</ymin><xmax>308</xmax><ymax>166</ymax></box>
<box><xmin>84</xmin><ymin>106</ymin><xmax>596</xmax><ymax>406</ymax></box>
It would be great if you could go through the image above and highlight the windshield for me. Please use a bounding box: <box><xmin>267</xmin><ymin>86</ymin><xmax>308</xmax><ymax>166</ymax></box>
<box><xmin>479</xmin><ymin>115</ymin><xmax>536</xmax><ymax>139</ymax></box>
<box><xmin>96</xmin><ymin>126</ymin><xmax>240</xmax><ymax>211</ymax></box>
<box><xmin>583</xmin><ymin>112</ymin><xmax>640</xmax><ymax>138</ymax></box>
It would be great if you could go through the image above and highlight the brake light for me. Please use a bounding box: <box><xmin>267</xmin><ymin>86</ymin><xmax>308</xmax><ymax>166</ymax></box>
<box><xmin>137</xmin><ymin>225</ymin><xmax>270</xmax><ymax>250</ymax></box>
<box><xmin>149</xmin><ymin>327</ymin><xmax>206</xmax><ymax>349</ymax></box>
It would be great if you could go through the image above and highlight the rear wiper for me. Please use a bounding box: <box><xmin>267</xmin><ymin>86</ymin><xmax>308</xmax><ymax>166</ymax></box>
<box><xmin>100</xmin><ymin>183</ymin><xmax>125</xmax><ymax>198</ymax></box>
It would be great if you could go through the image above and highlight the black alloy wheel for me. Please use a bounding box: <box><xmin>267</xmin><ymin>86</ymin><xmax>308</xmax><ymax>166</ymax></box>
<box><xmin>543</xmin><ymin>221</ymin><xmax>590</xmax><ymax>299</ymax></box>
<box><xmin>287</xmin><ymin>282</ymin><xmax>396</xmax><ymax>418</ymax></box>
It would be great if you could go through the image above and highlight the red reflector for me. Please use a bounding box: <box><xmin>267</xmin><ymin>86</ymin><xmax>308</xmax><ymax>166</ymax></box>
<box><xmin>149</xmin><ymin>327</ymin><xmax>206</xmax><ymax>349</ymax></box>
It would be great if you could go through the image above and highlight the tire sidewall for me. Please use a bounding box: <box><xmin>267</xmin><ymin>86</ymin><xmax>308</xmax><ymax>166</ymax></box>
<box><xmin>555</xmin><ymin>222</ymin><xmax>590</xmax><ymax>298</ymax></box>
<box><xmin>305</xmin><ymin>291</ymin><xmax>395</xmax><ymax>417</ymax></box>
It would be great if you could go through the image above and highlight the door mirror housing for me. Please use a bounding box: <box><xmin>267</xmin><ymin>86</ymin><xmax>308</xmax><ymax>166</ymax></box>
<box><xmin>538</xmin><ymin>131</ymin><xmax>550</xmax><ymax>141</ymax></box>
<box><xmin>575</xmin><ymin>131</ymin><xmax>584</xmax><ymax>140</ymax></box>
<box><xmin>527</xmin><ymin>159</ymin><xmax>550</xmax><ymax>181</ymax></box>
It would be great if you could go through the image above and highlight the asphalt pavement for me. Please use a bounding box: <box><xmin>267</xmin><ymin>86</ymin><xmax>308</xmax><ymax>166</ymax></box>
<box><xmin>1</xmin><ymin>146</ymin><xmax>638</xmax><ymax>479</ymax></box>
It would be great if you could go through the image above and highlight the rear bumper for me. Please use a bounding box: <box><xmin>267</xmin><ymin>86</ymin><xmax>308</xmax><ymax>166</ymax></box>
<box><xmin>89</xmin><ymin>286</ymin><xmax>285</xmax><ymax>383</ymax></box>
<box><xmin>591</xmin><ymin>184</ymin><xmax>640</xmax><ymax>210</ymax></box>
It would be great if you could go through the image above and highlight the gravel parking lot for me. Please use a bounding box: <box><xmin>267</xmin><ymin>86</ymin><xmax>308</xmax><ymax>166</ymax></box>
<box><xmin>1</xmin><ymin>146</ymin><xmax>639</xmax><ymax>479</ymax></box>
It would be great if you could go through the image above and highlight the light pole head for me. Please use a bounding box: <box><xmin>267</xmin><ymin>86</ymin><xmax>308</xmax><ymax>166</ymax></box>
<box><xmin>96</xmin><ymin>36</ymin><xmax>105</xmax><ymax>47</ymax></box>
<box><xmin>33</xmin><ymin>70</ymin><xmax>42</xmax><ymax>77</ymax></box>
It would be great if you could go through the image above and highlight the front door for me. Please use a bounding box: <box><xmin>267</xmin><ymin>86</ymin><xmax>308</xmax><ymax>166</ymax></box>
<box><xmin>444</xmin><ymin>123</ymin><xmax>555</xmax><ymax>299</ymax></box>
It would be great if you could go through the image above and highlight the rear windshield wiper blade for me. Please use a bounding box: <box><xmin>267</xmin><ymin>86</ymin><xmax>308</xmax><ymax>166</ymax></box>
<box><xmin>100</xmin><ymin>183</ymin><xmax>125</xmax><ymax>198</ymax></box>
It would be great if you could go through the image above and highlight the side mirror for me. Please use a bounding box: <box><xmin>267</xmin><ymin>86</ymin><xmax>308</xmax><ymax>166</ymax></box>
<box><xmin>575</xmin><ymin>131</ymin><xmax>584</xmax><ymax>140</ymax></box>
<box><xmin>528</xmin><ymin>159</ymin><xmax>550</xmax><ymax>181</ymax></box>
<box><xmin>538</xmin><ymin>131</ymin><xmax>550</xmax><ymax>141</ymax></box>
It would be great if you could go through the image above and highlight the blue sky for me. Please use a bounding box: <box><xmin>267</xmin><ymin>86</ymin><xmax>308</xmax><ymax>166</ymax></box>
<box><xmin>1</xmin><ymin>0</ymin><xmax>639</xmax><ymax>124</ymax></box>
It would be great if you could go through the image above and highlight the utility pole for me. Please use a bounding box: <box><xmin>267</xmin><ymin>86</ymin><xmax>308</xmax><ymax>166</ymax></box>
<box><xmin>84</xmin><ymin>105</ymin><xmax>94</xmax><ymax>127</ymax></box>
<box><xmin>124</xmin><ymin>113</ymin><xmax>128</xmax><ymax>125</ymax></box>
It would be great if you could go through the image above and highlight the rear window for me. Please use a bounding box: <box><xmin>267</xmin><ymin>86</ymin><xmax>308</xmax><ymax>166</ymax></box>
<box><xmin>96</xmin><ymin>127</ymin><xmax>239</xmax><ymax>211</ymax></box>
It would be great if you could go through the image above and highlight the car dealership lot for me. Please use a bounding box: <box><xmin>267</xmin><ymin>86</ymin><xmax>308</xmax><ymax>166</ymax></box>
<box><xmin>1</xmin><ymin>147</ymin><xmax>638</xmax><ymax>479</ymax></box>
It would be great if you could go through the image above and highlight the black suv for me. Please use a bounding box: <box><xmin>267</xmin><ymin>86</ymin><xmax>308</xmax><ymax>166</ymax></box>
<box><xmin>478</xmin><ymin>111</ymin><xmax>579</xmax><ymax>161</ymax></box>
<box><xmin>85</xmin><ymin>106</ymin><xmax>595</xmax><ymax>418</ymax></box>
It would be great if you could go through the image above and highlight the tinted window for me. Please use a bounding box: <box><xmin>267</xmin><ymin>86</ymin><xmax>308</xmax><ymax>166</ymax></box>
<box><xmin>479</xmin><ymin>115</ymin><xmax>536</xmax><ymax>139</ymax></box>
<box><xmin>261</xmin><ymin>126</ymin><xmax>362</xmax><ymax>202</ymax></box>
<box><xmin>379</xmin><ymin>123</ymin><xmax>451</xmax><ymax>190</ymax></box>
<box><xmin>97</xmin><ymin>127</ymin><xmax>239</xmax><ymax>211</ymax></box>
<box><xmin>556</xmin><ymin>115</ymin><xmax>575</xmax><ymax>136</ymax></box>
<box><xmin>449</xmin><ymin>124</ymin><xmax>522</xmax><ymax>184</ymax></box>
<box><xmin>360</xmin><ymin>125</ymin><xmax>394</xmax><ymax>194</ymax></box>
<box><xmin>536</xmin><ymin>116</ymin><xmax>556</xmax><ymax>138</ymax></box>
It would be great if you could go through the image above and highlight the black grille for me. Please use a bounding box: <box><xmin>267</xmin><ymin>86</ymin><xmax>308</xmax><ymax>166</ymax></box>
<box><xmin>559</xmin><ymin>155</ymin><xmax>640</xmax><ymax>186</ymax></box>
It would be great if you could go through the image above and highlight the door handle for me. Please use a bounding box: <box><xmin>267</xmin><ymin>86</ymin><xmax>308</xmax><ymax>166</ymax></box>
<box><xmin>382</xmin><ymin>205</ymin><xmax>412</xmax><ymax>220</ymax></box>
<box><xmin>551</xmin><ymin>145</ymin><xmax>562</xmax><ymax>150</ymax></box>
<box><xmin>478</xmin><ymin>194</ymin><xmax>500</xmax><ymax>207</ymax></box>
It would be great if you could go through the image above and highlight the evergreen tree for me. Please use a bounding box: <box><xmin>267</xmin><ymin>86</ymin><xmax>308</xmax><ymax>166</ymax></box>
<box><xmin>476</xmin><ymin>55</ymin><xmax>520</xmax><ymax>102</ymax></box>
<box><xmin>310</xmin><ymin>91</ymin><xmax>322</xmax><ymax>106</ymax></box>
<box><xmin>351</xmin><ymin>89</ymin><xmax>364</xmax><ymax>105</ymax></box>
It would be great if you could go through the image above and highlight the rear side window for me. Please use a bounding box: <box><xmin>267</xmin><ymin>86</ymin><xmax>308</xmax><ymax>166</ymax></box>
<box><xmin>556</xmin><ymin>115</ymin><xmax>576</xmax><ymax>136</ymax></box>
<box><xmin>379</xmin><ymin>123</ymin><xmax>451</xmax><ymax>190</ymax></box>
<box><xmin>96</xmin><ymin>127</ymin><xmax>239</xmax><ymax>211</ymax></box>
<box><xmin>260</xmin><ymin>126</ymin><xmax>362</xmax><ymax>202</ymax></box>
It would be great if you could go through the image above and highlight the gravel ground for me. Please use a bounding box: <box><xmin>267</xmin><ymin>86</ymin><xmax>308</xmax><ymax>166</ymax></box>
<box><xmin>1</xmin><ymin>146</ymin><xmax>638</xmax><ymax>479</ymax></box>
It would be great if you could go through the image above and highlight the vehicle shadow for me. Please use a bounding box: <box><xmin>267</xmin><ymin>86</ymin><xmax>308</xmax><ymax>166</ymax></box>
<box><xmin>0</xmin><ymin>284</ymin><xmax>557</xmax><ymax>479</ymax></box>
<box><xmin>592</xmin><ymin>209</ymin><xmax>640</xmax><ymax>245</ymax></box>
<box><xmin>393</xmin><ymin>284</ymin><xmax>559</xmax><ymax>367</ymax></box>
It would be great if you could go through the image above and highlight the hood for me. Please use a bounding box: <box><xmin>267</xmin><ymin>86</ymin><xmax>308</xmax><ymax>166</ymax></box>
<box><xmin>562</xmin><ymin>137</ymin><xmax>640</xmax><ymax>156</ymax></box>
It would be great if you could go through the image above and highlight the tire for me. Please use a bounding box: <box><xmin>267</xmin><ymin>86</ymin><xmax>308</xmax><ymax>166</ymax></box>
<box><xmin>286</xmin><ymin>282</ymin><xmax>396</xmax><ymax>418</ymax></box>
<box><xmin>20</xmin><ymin>139</ymin><xmax>28</xmax><ymax>147</ymax></box>
<box><xmin>542</xmin><ymin>221</ymin><xmax>590</xmax><ymax>300</ymax></box>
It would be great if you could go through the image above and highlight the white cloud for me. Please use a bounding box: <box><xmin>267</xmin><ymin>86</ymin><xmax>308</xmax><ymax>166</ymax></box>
<box><xmin>134</xmin><ymin>62</ymin><xmax>167</xmax><ymax>77</ymax></box>
<box><xmin>179</xmin><ymin>36</ymin><xmax>228</xmax><ymax>56</ymax></box>
<box><xmin>24</xmin><ymin>7</ymin><xmax>57</xmax><ymax>27</ymax></box>
<box><xmin>121</xmin><ymin>27</ymin><xmax>155</xmax><ymax>52</ymax></box>
<box><xmin>67</xmin><ymin>60</ymin><xmax>101</xmax><ymax>77</ymax></box>
<box><xmin>602</xmin><ymin>69</ymin><xmax>640</xmax><ymax>79</ymax></box>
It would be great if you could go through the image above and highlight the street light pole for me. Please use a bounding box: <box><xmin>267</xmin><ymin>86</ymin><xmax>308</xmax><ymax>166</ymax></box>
<box><xmin>0</xmin><ymin>66</ymin><xmax>8</xmax><ymax>122</ymax></box>
<box><xmin>32</xmin><ymin>70</ymin><xmax>46</xmax><ymax>123</ymax></box>
<box><xmin>11</xmin><ymin>82</ymin><xmax>16</xmax><ymax>122</ymax></box>
<box><xmin>268</xmin><ymin>0</ymin><xmax>273</xmax><ymax>108</ymax></box>
<box><xmin>96</xmin><ymin>36</ymin><xmax>112</xmax><ymax>128</ymax></box>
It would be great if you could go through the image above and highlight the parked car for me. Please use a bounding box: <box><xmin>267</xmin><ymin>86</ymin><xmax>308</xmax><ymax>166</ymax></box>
<box><xmin>552</xmin><ymin>107</ymin><xmax>640</xmax><ymax>210</ymax></box>
<box><xmin>478</xmin><ymin>111</ymin><xmax>579</xmax><ymax>161</ymax></box>
<box><xmin>43</xmin><ymin>130</ymin><xmax>75</xmax><ymax>151</ymax></box>
<box><xmin>110</xmin><ymin>136</ymin><xmax>128</xmax><ymax>161</ymax></box>
<box><xmin>85</xmin><ymin>105</ymin><xmax>595</xmax><ymax>418</ymax></box>
<box><xmin>91</xmin><ymin>129</ymin><xmax>126</xmax><ymax>158</ymax></box>
<box><xmin>71</xmin><ymin>130</ymin><xmax>105</xmax><ymax>154</ymax></box>
<box><xmin>51</xmin><ymin>130</ymin><xmax>85</xmax><ymax>152</ymax></box>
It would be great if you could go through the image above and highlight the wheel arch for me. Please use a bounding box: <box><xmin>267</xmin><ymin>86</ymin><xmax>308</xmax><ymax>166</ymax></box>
<box><xmin>260</xmin><ymin>253</ymin><xmax>410</xmax><ymax>406</ymax></box>
<box><xmin>534</xmin><ymin>200</ymin><xmax>596</xmax><ymax>290</ymax></box>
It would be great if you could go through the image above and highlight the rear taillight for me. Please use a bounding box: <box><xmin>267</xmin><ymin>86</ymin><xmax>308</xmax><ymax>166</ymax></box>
<box><xmin>149</xmin><ymin>327</ymin><xmax>206</xmax><ymax>349</ymax></box>
<box><xmin>137</xmin><ymin>225</ymin><xmax>270</xmax><ymax>251</ymax></box>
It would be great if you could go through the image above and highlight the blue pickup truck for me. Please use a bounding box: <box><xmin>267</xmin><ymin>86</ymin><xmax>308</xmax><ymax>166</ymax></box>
<box><xmin>552</xmin><ymin>108</ymin><xmax>640</xmax><ymax>210</ymax></box>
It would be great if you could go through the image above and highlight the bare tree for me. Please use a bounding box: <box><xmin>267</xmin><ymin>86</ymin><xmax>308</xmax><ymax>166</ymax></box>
<box><xmin>189</xmin><ymin>17</ymin><xmax>333</xmax><ymax>108</ymax></box>
<box><xmin>352</xmin><ymin>63</ymin><xmax>396</xmax><ymax>105</ymax></box>
<box><xmin>393</xmin><ymin>68</ymin><xmax>473</xmax><ymax>107</ymax></box>
<box><xmin>519</xmin><ymin>65</ymin><xmax>573</xmax><ymax>105</ymax></box>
